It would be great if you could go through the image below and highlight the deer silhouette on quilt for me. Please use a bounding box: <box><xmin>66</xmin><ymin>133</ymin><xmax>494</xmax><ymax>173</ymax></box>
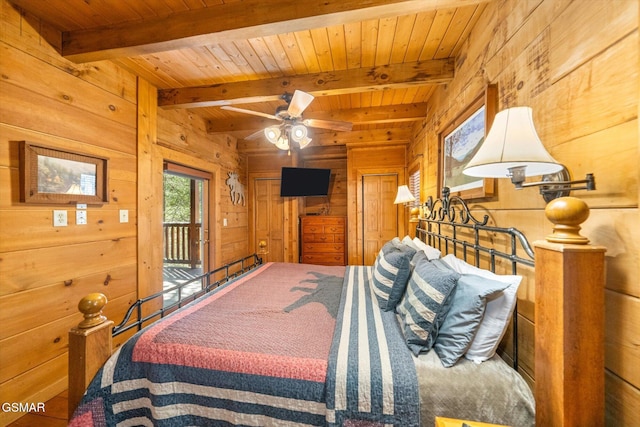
<box><xmin>284</xmin><ymin>272</ymin><xmax>343</xmax><ymax>319</ymax></box>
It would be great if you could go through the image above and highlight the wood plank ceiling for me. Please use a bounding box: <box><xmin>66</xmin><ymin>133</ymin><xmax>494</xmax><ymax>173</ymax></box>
<box><xmin>8</xmin><ymin>0</ymin><xmax>489</xmax><ymax>148</ymax></box>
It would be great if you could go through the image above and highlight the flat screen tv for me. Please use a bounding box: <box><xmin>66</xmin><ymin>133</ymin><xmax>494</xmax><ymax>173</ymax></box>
<box><xmin>280</xmin><ymin>167</ymin><xmax>331</xmax><ymax>197</ymax></box>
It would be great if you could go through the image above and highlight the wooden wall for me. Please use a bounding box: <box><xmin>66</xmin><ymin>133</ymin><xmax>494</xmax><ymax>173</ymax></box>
<box><xmin>407</xmin><ymin>1</ymin><xmax>639</xmax><ymax>425</ymax></box>
<box><xmin>0</xmin><ymin>2</ymin><xmax>248</xmax><ymax>424</ymax></box>
<box><xmin>301</xmin><ymin>146</ymin><xmax>348</xmax><ymax>217</ymax></box>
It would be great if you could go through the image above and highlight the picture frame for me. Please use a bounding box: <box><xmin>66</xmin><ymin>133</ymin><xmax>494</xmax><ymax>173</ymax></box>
<box><xmin>19</xmin><ymin>141</ymin><xmax>108</xmax><ymax>204</ymax></box>
<box><xmin>438</xmin><ymin>84</ymin><xmax>498</xmax><ymax>199</ymax></box>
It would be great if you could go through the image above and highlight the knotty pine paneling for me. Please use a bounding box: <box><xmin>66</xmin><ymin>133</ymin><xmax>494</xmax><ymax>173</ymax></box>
<box><xmin>605</xmin><ymin>370</ymin><xmax>640</xmax><ymax>427</ymax></box>
<box><xmin>0</xmin><ymin>264</ymin><xmax>135</xmax><ymax>341</ymax></box>
<box><xmin>605</xmin><ymin>290</ymin><xmax>640</xmax><ymax>390</ymax></box>
<box><xmin>0</xmin><ymin>2</ymin><xmax>249</xmax><ymax>424</ymax></box>
<box><xmin>0</xmin><ymin>3</ymin><xmax>137</xmax><ymax>105</ymax></box>
<box><xmin>302</xmin><ymin>157</ymin><xmax>347</xmax><ymax>217</ymax></box>
<box><xmin>409</xmin><ymin>0</ymin><xmax>639</xmax><ymax>424</ymax></box>
<box><xmin>0</xmin><ymin>237</ymin><xmax>137</xmax><ymax>296</ymax></box>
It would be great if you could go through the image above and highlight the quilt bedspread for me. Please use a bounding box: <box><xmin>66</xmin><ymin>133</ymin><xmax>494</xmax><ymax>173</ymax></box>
<box><xmin>69</xmin><ymin>262</ymin><xmax>419</xmax><ymax>426</ymax></box>
<box><xmin>70</xmin><ymin>262</ymin><xmax>345</xmax><ymax>426</ymax></box>
<box><xmin>326</xmin><ymin>266</ymin><xmax>419</xmax><ymax>427</ymax></box>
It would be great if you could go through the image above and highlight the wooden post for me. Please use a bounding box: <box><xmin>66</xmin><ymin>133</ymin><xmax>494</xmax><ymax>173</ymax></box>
<box><xmin>534</xmin><ymin>197</ymin><xmax>606</xmax><ymax>426</ymax></box>
<box><xmin>68</xmin><ymin>293</ymin><xmax>113</xmax><ymax>419</ymax></box>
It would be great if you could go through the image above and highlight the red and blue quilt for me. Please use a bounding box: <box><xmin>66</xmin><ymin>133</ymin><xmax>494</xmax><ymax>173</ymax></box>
<box><xmin>69</xmin><ymin>262</ymin><xmax>419</xmax><ymax>426</ymax></box>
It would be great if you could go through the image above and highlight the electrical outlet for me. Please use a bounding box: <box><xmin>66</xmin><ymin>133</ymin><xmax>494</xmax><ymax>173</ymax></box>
<box><xmin>119</xmin><ymin>209</ymin><xmax>129</xmax><ymax>223</ymax></box>
<box><xmin>76</xmin><ymin>210</ymin><xmax>87</xmax><ymax>225</ymax></box>
<box><xmin>53</xmin><ymin>210</ymin><xmax>67</xmax><ymax>227</ymax></box>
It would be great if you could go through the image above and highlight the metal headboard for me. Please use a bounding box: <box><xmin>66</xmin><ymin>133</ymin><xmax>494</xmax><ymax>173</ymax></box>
<box><xmin>415</xmin><ymin>187</ymin><xmax>535</xmax><ymax>371</ymax></box>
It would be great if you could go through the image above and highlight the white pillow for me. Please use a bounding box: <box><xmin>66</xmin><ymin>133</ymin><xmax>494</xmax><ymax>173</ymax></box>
<box><xmin>440</xmin><ymin>254</ymin><xmax>522</xmax><ymax>362</ymax></box>
<box><xmin>411</xmin><ymin>237</ymin><xmax>442</xmax><ymax>260</ymax></box>
<box><xmin>401</xmin><ymin>235</ymin><xmax>418</xmax><ymax>250</ymax></box>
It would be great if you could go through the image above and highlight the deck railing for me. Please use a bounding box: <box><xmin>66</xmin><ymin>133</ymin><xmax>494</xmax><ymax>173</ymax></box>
<box><xmin>163</xmin><ymin>222</ymin><xmax>201</xmax><ymax>268</ymax></box>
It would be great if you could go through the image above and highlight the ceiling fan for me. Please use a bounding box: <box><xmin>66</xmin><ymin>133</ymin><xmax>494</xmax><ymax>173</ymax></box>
<box><xmin>221</xmin><ymin>90</ymin><xmax>353</xmax><ymax>151</ymax></box>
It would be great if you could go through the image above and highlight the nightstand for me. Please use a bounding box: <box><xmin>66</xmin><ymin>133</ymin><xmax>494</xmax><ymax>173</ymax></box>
<box><xmin>435</xmin><ymin>417</ymin><xmax>510</xmax><ymax>427</ymax></box>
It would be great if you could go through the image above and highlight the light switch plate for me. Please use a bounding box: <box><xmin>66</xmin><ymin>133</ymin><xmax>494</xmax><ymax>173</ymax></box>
<box><xmin>76</xmin><ymin>210</ymin><xmax>87</xmax><ymax>225</ymax></box>
<box><xmin>53</xmin><ymin>210</ymin><xmax>67</xmax><ymax>227</ymax></box>
<box><xmin>119</xmin><ymin>209</ymin><xmax>129</xmax><ymax>223</ymax></box>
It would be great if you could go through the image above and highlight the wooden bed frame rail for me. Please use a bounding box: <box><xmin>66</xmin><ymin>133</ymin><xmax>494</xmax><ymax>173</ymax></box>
<box><xmin>113</xmin><ymin>253</ymin><xmax>262</xmax><ymax>337</ymax></box>
<box><xmin>68</xmin><ymin>253</ymin><xmax>263</xmax><ymax>417</ymax></box>
<box><xmin>69</xmin><ymin>194</ymin><xmax>606</xmax><ymax>426</ymax></box>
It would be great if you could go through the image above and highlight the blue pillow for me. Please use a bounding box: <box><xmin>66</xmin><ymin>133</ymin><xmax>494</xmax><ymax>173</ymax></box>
<box><xmin>432</xmin><ymin>269</ymin><xmax>510</xmax><ymax>367</ymax></box>
<box><xmin>372</xmin><ymin>240</ymin><xmax>415</xmax><ymax>311</ymax></box>
<box><xmin>397</xmin><ymin>253</ymin><xmax>460</xmax><ymax>355</ymax></box>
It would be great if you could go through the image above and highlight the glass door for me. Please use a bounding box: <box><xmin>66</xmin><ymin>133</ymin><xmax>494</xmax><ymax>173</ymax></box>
<box><xmin>162</xmin><ymin>163</ymin><xmax>210</xmax><ymax>306</ymax></box>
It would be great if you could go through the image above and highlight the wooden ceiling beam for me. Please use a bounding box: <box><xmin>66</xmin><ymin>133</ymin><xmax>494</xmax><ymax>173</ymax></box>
<box><xmin>160</xmin><ymin>60</ymin><xmax>453</xmax><ymax>109</ymax></box>
<box><xmin>52</xmin><ymin>0</ymin><xmax>488</xmax><ymax>63</ymax></box>
<box><xmin>208</xmin><ymin>104</ymin><xmax>429</xmax><ymax>133</ymax></box>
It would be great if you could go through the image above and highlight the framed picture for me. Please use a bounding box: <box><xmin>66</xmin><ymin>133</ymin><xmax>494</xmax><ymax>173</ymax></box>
<box><xmin>19</xmin><ymin>141</ymin><xmax>108</xmax><ymax>204</ymax></box>
<box><xmin>439</xmin><ymin>84</ymin><xmax>497</xmax><ymax>199</ymax></box>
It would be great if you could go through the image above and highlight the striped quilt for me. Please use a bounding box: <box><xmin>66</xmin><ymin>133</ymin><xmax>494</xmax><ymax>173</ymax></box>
<box><xmin>326</xmin><ymin>266</ymin><xmax>419</xmax><ymax>426</ymax></box>
<box><xmin>69</xmin><ymin>262</ymin><xmax>419</xmax><ymax>426</ymax></box>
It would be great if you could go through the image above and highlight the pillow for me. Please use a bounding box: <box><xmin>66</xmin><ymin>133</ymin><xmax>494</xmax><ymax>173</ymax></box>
<box><xmin>371</xmin><ymin>240</ymin><xmax>416</xmax><ymax>311</ymax></box>
<box><xmin>412</xmin><ymin>237</ymin><xmax>442</xmax><ymax>260</ymax></box>
<box><xmin>401</xmin><ymin>236</ymin><xmax>423</xmax><ymax>267</ymax></box>
<box><xmin>432</xmin><ymin>265</ymin><xmax>511</xmax><ymax>367</ymax></box>
<box><xmin>440</xmin><ymin>254</ymin><xmax>522</xmax><ymax>362</ymax></box>
<box><xmin>397</xmin><ymin>252</ymin><xmax>460</xmax><ymax>355</ymax></box>
<box><xmin>401</xmin><ymin>235</ymin><xmax>419</xmax><ymax>250</ymax></box>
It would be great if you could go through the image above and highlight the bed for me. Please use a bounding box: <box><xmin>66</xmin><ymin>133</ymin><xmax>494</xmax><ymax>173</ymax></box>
<box><xmin>68</xmin><ymin>189</ymin><xmax>536</xmax><ymax>426</ymax></box>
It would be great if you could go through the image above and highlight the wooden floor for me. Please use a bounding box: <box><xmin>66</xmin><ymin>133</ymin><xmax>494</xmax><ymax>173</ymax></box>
<box><xmin>6</xmin><ymin>390</ymin><xmax>68</xmax><ymax>427</ymax></box>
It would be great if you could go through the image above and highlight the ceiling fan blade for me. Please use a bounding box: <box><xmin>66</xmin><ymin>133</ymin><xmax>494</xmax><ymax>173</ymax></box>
<box><xmin>287</xmin><ymin>90</ymin><xmax>315</xmax><ymax>117</ymax></box>
<box><xmin>303</xmin><ymin>118</ymin><xmax>353</xmax><ymax>132</ymax></box>
<box><xmin>243</xmin><ymin>129</ymin><xmax>266</xmax><ymax>140</ymax></box>
<box><xmin>221</xmin><ymin>105</ymin><xmax>279</xmax><ymax>121</ymax></box>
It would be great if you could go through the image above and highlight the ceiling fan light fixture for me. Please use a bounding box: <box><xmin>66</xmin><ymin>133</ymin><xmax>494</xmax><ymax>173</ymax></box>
<box><xmin>264</xmin><ymin>126</ymin><xmax>281</xmax><ymax>144</ymax></box>
<box><xmin>275</xmin><ymin>135</ymin><xmax>290</xmax><ymax>151</ymax></box>
<box><xmin>298</xmin><ymin>136</ymin><xmax>312</xmax><ymax>149</ymax></box>
<box><xmin>290</xmin><ymin>124</ymin><xmax>308</xmax><ymax>142</ymax></box>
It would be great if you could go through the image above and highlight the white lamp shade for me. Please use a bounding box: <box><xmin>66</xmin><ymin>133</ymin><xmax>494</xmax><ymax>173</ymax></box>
<box><xmin>264</xmin><ymin>126</ymin><xmax>281</xmax><ymax>144</ymax></box>
<box><xmin>463</xmin><ymin>106</ymin><xmax>564</xmax><ymax>178</ymax></box>
<box><xmin>274</xmin><ymin>135</ymin><xmax>290</xmax><ymax>150</ymax></box>
<box><xmin>394</xmin><ymin>185</ymin><xmax>416</xmax><ymax>204</ymax></box>
<box><xmin>298</xmin><ymin>135</ymin><xmax>312</xmax><ymax>149</ymax></box>
<box><xmin>290</xmin><ymin>124</ymin><xmax>308</xmax><ymax>142</ymax></box>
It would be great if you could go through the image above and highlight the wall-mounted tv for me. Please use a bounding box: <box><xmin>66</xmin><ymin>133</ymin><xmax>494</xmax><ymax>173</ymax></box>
<box><xmin>280</xmin><ymin>167</ymin><xmax>331</xmax><ymax>197</ymax></box>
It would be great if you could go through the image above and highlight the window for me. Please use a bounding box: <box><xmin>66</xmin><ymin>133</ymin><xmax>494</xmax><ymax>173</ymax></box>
<box><xmin>408</xmin><ymin>169</ymin><xmax>420</xmax><ymax>208</ymax></box>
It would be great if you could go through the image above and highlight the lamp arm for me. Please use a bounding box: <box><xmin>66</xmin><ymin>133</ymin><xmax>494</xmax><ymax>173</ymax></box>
<box><xmin>517</xmin><ymin>173</ymin><xmax>595</xmax><ymax>192</ymax></box>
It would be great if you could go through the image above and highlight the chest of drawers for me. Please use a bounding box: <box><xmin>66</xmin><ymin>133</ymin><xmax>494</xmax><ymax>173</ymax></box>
<box><xmin>300</xmin><ymin>216</ymin><xmax>347</xmax><ymax>266</ymax></box>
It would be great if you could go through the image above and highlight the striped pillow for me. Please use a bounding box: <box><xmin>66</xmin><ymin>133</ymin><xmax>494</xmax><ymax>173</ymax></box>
<box><xmin>372</xmin><ymin>240</ymin><xmax>415</xmax><ymax>311</ymax></box>
<box><xmin>397</xmin><ymin>252</ymin><xmax>460</xmax><ymax>355</ymax></box>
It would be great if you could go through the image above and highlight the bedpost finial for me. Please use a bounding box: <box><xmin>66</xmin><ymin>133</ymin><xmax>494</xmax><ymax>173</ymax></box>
<box><xmin>544</xmin><ymin>196</ymin><xmax>590</xmax><ymax>244</ymax></box>
<box><xmin>77</xmin><ymin>293</ymin><xmax>108</xmax><ymax>329</ymax></box>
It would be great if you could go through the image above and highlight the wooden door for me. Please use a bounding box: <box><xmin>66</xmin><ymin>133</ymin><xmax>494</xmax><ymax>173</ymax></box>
<box><xmin>362</xmin><ymin>174</ymin><xmax>398</xmax><ymax>265</ymax></box>
<box><xmin>254</xmin><ymin>178</ymin><xmax>285</xmax><ymax>262</ymax></box>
